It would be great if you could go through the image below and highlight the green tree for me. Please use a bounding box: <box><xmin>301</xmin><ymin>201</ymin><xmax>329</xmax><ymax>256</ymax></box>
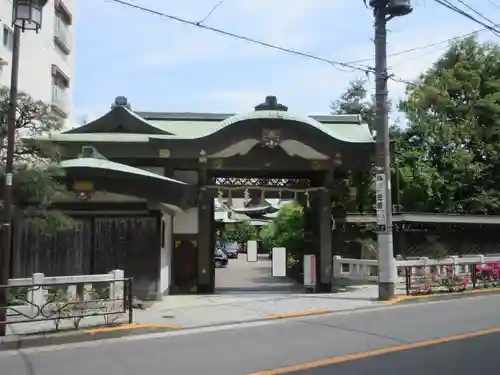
<box><xmin>0</xmin><ymin>86</ymin><xmax>74</xmax><ymax>232</ymax></box>
<box><xmin>331</xmin><ymin>79</ymin><xmax>377</xmax><ymax>213</ymax></box>
<box><xmin>269</xmin><ymin>203</ymin><xmax>305</xmax><ymax>252</ymax></box>
<box><xmin>330</xmin><ymin>78</ymin><xmax>376</xmax><ymax>131</ymax></box>
<box><xmin>222</xmin><ymin>220</ymin><xmax>257</xmax><ymax>244</ymax></box>
<box><xmin>399</xmin><ymin>37</ymin><xmax>500</xmax><ymax>214</ymax></box>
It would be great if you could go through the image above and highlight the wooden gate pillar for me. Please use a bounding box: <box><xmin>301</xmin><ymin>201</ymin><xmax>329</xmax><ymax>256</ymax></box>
<box><xmin>315</xmin><ymin>187</ymin><xmax>333</xmax><ymax>292</ymax></box>
<box><xmin>197</xmin><ymin>152</ymin><xmax>215</xmax><ymax>294</ymax></box>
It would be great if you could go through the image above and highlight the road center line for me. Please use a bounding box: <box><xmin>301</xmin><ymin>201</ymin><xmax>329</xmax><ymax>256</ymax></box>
<box><xmin>247</xmin><ymin>327</ymin><xmax>500</xmax><ymax>375</ymax></box>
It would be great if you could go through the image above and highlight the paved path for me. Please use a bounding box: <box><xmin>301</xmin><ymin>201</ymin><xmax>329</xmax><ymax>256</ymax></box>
<box><xmin>215</xmin><ymin>254</ymin><xmax>303</xmax><ymax>293</ymax></box>
<box><xmin>1</xmin><ymin>292</ymin><xmax>499</xmax><ymax>374</ymax></box>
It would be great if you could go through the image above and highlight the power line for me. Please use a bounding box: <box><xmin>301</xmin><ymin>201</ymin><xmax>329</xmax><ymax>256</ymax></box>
<box><xmin>455</xmin><ymin>0</ymin><xmax>500</xmax><ymax>32</ymax></box>
<box><xmin>105</xmin><ymin>1</ymin><xmax>374</xmax><ymax>72</ymax></box>
<box><xmin>198</xmin><ymin>0</ymin><xmax>226</xmax><ymax>25</ymax></box>
<box><xmin>433</xmin><ymin>0</ymin><xmax>500</xmax><ymax>37</ymax></box>
<box><xmin>105</xmin><ymin>0</ymin><xmax>419</xmax><ymax>87</ymax></box>
<box><xmin>349</xmin><ymin>28</ymin><xmax>483</xmax><ymax>64</ymax></box>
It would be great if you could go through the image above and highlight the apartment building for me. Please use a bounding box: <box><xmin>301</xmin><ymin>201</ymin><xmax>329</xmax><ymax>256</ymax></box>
<box><xmin>0</xmin><ymin>0</ymin><xmax>75</xmax><ymax>120</ymax></box>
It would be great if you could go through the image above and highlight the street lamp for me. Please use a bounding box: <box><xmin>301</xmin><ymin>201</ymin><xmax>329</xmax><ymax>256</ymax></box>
<box><xmin>0</xmin><ymin>0</ymin><xmax>48</xmax><ymax>337</ymax></box>
<box><xmin>13</xmin><ymin>0</ymin><xmax>48</xmax><ymax>32</ymax></box>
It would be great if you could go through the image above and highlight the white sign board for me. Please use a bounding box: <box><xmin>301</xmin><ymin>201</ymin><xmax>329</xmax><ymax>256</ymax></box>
<box><xmin>375</xmin><ymin>173</ymin><xmax>386</xmax><ymax>231</ymax></box>
<box><xmin>246</xmin><ymin>240</ymin><xmax>258</xmax><ymax>262</ymax></box>
<box><xmin>303</xmin><ymin>254</ymin><xmax>316</xmax><ymax>287</ymax></box>
<box><xmin>272</xmin><ymin>247</ymin><xmax>287</xmax><ymax>277</ymax></box>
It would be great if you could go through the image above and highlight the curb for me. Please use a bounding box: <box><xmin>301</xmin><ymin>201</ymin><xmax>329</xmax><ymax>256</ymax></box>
<box><xmin>263</xmin><ymin>309</ymin><xmax>332</xmax><ymax>320</ymax></box>
<box><xmin>0</xmin><ymin>324</ymin><xmax>181</xmax><ymax>352</ymax></box>
<box><xmin>384</xmin><ymin>287</ymin><xmax>500</xmax><ymax>305</ymax></box>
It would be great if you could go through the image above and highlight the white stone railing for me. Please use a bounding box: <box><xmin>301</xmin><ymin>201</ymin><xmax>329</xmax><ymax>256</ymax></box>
<box><xmin>7</xmin><ymin>270</ymin><xmax>125</xmax><ymax>317</ymax></box>
<box><xmin>333</xmin><ymin>255</ymin><xmax>500</xmax><ymax>285</ymax></box>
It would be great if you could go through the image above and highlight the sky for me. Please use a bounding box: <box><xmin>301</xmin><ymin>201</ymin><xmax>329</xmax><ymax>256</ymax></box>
<box><xmin>72</xmin><ymin>0</ymin><xmax>500</xmax><ymax>125</ymax></box>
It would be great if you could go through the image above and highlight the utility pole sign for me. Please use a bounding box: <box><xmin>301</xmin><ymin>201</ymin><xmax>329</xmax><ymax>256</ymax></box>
<box><xmin>368</xmin><ymin>0</ymin><xmax>413</xmax><ymax>301</ymax></box>
<box><xmin>375</xmin><ymin>173</ymin><xmax>386</xmax><ymax>232</ymax></box>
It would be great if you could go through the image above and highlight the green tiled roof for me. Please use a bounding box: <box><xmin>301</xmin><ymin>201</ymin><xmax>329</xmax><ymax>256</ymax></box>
<box><xmin>31</xmin><ymin>108</ymin><xmax>373</xmax><ymax>144</ymax></box>
<box><xmin>146</xmin><ymin>110</ymin><xmax>373</xmax><ymax>143</ymax></box>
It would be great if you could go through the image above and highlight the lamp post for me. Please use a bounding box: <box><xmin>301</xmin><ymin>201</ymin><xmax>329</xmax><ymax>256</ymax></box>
<box><xmin>0</xmin><ymin>0</ymin><xmax>48</xmax><ymax>337</ymax></box>
<box><xmin>367</xmin><ymin>0</ymin><xmax>412</xmax><ymax>301</ymax></box>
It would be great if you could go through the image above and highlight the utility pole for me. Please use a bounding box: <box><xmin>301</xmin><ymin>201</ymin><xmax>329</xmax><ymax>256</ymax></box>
<box><xmin>368</xmin><ymin>0</ymin><xmax>412</xmax><ymax>301</ymax></box>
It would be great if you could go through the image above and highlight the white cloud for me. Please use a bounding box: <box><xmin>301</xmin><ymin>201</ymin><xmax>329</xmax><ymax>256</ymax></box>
<box><xmin>75</xmin><ymin>0</ymin><xmax>500</xmax><ymax>120</ymax></box>
<box><xmin>134</xmin><ymin>0</ymin><xmax>341</xmax><ymax>69</ymax></box>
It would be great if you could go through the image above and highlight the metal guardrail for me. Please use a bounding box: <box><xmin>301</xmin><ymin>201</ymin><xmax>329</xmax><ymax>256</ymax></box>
<box><xmin>0</xmin><ymin>278</ymin><xmax>133</xmax><ymax>336</ymax></box>
<box><xmin>403</xmin><ymin>262</ymin><xmax>500</xmax><ymax>296</ymax></box>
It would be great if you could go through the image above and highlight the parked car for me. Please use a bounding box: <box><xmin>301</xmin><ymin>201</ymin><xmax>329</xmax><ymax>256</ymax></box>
<box><xmin>223</xmin><ymin>242</ymin><xmax>239</xmax><ymax>258</ymax></box>
<box><xmin>214</xmin><ymin>249</ymin><xmax>229</xmax><ymax>268</ymax></box>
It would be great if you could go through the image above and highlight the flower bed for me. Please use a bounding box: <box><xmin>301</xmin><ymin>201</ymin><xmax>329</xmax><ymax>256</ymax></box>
<box><xmin>407</xmin><ymin>262</ymin><xmax>500</xmax><ymax>295</ymax></box>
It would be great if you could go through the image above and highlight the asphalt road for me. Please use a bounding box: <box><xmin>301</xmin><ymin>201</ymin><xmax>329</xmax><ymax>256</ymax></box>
<box><xmin>289</xmin><ymin>331</ymin><xmax>500</xmax><ymax>375</ymax></box>
<box><xmin>1</xmin><ymin>293</ymin><xmax>499</xmax><ymax>375</ymax></box>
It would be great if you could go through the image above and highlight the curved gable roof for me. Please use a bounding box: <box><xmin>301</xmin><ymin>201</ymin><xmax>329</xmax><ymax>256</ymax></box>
<box><xmin>65</xmin><ymin>99</ymin><xmax>173</xmax><ymax>135</ymax></box>
<box><xmin>147</xmin><ymin>109</ymin><xmax>373</xmax><ymax>144</ymax></box>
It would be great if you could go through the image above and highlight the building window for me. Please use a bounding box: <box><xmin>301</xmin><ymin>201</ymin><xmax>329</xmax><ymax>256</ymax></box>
<box><xmin>51</xmin><ymin>65</ymin><xmax>70</xmax><ymax>88</ymax></box>
<box><xmin>55</xmin><ymin>0</ymin><xmax>73</xmax><ymax>25</ymax></box>
<box><xmin>3</xmin><ymin>26</ymin><xmax>13</xmax><ymax>51</ymax></box>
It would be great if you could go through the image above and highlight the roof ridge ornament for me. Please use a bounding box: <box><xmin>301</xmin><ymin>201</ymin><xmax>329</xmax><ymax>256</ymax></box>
<box><xmin>111</xmin><ymin>96</ymin><xmax>131</xmax><ymax>110</ymax></box>
<box><xmin>254</xmin><ymin>96</ymin><xmax>288</xmax><ymax>112</ymax></box>
<box><xmin>80</xmin><ymin>145</ymin><xmax>107</xmax><ymax>160</ymax></box>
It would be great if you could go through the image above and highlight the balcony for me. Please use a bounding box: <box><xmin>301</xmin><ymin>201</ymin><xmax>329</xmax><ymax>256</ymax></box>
<box><xmin>53</xmin><ymin>17</ymin><xmax>72</xmax><ymax>54</ymax></box>
<box><xmin>51</xmin><ymin>85</ymin><xmax>70</xmax><ymax>117</ymax></box>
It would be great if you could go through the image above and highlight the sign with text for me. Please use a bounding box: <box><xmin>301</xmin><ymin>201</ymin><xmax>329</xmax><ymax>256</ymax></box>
<box><xmin>246</xmin><ymin>240</ymin><xmax>258</xmax><ymax>262</ymax></box>
<box><xmin>272</xmin><ymin>247</ymin><xmax>287</xmax><ymax>277</ymax></box>
<box><xmin>303</xmin><ymin>254</ymin><xmax>316</xmax><ymax>287</ymax></box>
<box><xmin>375</xmin><ymin>173</ymin><xmax>386</xmax><ymax>232</ymax></box>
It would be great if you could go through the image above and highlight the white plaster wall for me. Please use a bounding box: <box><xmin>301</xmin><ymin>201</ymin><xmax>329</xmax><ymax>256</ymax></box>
<box><xmin>173</xmin><ymin>208</ymin><xmax>198</xmax><ymax>234</ymax></box>
<box><xmin>0</xmin><ymin>0</ymin><xmax>75</xmax><ymax>124</ymax></box>
<box><xmin>173</xmin><ymin>170</ymin><xmax>199</xmax><ymax>234</ymax></box>
<box><xmin>159</xmin><ymin>214</ymin><xmax>172</xmax><ymax>295</ymax></box>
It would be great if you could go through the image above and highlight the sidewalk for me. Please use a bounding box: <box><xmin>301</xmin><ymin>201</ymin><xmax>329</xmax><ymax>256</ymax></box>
<box><xmin>132</xmin><ymin>285</ymin><xmax>386</xmax><ymax>328</ymax></box>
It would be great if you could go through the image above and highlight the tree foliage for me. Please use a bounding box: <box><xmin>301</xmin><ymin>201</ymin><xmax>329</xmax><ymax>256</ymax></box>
<box><xmin>331</xmin><ymin>79</ymin><xmax>376</xmax><ymax>213</ymax></box>
<box><xmin>397</xmin><ymin>37</ymin><xmax>500</xmax><ymax>214</ymax></box>
<box><xmin>333</xmin><ymin>37</ymin><xmax>500</xmax><ymax>215</ymax></box>
<box><xmin>259</xmin><ymin>203</ymin><xmax>305</xmax><ymax>252</ymax></box>
<box><xmin>0</xmin><ymin>86</ymin><xmax>74</xmax><ymax>232</ymax></box>
<box><xmin>222</xmin><ymin>220</ymin><xmax>257</xmax><ymax>243</ymax></box>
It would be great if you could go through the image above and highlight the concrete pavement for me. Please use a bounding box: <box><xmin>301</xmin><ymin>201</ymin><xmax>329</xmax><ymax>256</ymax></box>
<box><xmin>215</xmin><ymin>254</ymin><xmax>304</xmax><ymax>293</ymax></box>
<box><xmin>1</xmin><ymin>292</ymin><xmax>499</xmax><ymax>374</ymax></box>
<box><xmin>130</xmin><ymin>254</ymin><xmax>384</xmax><ymax>328</ymax></box>
<box><xmin>133</xmin><ymin>284</ymin><xmax>383</xmax><ymax>327</ymax></box>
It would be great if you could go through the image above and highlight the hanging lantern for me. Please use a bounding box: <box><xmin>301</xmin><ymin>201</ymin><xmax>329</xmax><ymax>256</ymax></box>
<box><xmin>13</xmin><ymin>0</ymin><xmax>48</xmax><ymax>33</ymax></box>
